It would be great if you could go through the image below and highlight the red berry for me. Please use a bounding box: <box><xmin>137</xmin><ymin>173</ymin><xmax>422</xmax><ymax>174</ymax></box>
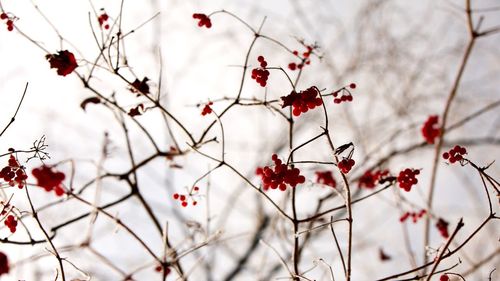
<box><xmin>439</xmin><ymin>274</ymin><xmax>449</xmax><ymax>281</ymax></box>
<box><xmin>421</xmin><ymin>115</ymin><xmax>440</xmax><ymax>144</ymax></box>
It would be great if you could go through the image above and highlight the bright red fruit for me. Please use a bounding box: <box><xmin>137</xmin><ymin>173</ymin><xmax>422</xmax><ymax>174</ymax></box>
<box><xmin>397</xmin><ymin>168</ymin><xmax>419</xmax><ymax>192</ymax></box>
<box><xmin>281</xmin><ymin>86</ymin><xmax>322</xmax><ymax>116</ymax></box>
<box><xmin>315</xmin><ymin>171</ymin><xmax>336</xmax><ymax>188</ymax></box>
<box><xmin>421</xmin><ymin>115</ymin><xmax>440</xmax><ymax>144</ymax></box>
<box><xmin>256</xmin><ymin>154</ymin><xmax>306</xmax><ymax>191</ymax></box>
<box><xmin>442</xmin><ymin>145</ymin><xmax>467</xmax><ymax>164</ymax></box>
<box><xmin>32</xmin><ymin>166</ymin><xmax>66</xmax><ymax>196</ymax></box>
<box><xmin>193</xmin><ymin>13</ymin><xmax>212</xmax><ymax>28</ymax></box>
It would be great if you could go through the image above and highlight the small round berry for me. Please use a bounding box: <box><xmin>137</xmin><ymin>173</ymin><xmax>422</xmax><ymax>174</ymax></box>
<box><xmin>181</xmin><ymin>201</ymin><xmax>188</xmax><ymax>207</ymax></box>
<box><xmin>349</xmin><ymin>83</ymin><xmax>356</xmax><ymax>89</ymax></box>
<box><xmin>0</xmin><ymin>13</ymin><xmax>7</xmax><ymax>20</ymax></box>
<box><xmin>173</xmin><ymin>193</ymin><xmax>179</xmax><ymax>200</ymax></box>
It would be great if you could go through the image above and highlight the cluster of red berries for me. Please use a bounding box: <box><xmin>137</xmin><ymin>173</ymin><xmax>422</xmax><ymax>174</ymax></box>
<box><xmin>288</xmin><ymin>45</ymin><xmax>314</xmax><ymax>71</ymax></box>
<box><xmin>332</xmin><ymin>83</ymin><xmax>356</xmax><ymax>104</ymax></box>
<box><xmin>251</xmin><ymin>56</ymin><xmax>270</xmax><ymax>87</ymax></box>
<box><xmin>201</xmin><ymin>102</ymin><xmax>213</xmax><ymax>116</ymax></box>
<box><xmin>399</xmin><ymin>209</ymin><xmax>426</xmax><ymax>223</ymax></box>
<box><xmin>98</xmin><ymin>11</ymin><xmax>110</xmax><ymax>29</ymax></box>
<box><xmin>421</xmin><ymin>115</ymin><xmax>440</xmax><ymax>144</ymax></box>
<box><xmin>0</xmin><ymin>155</ymin><xmax>28</xmax><ymax>189</ymax></box>
<box><xmin>439</xmin><ymin>274</ymin><xmax>449</xmax><ymax>281</ymax></box>
<box><xmin>338</xmin><ymin>158</ymin><xmax>355</xmax><ymax>174</ymax></box>
<box><xmin>315</xmin><ymin>171</ymin><xmax>336</xmax><ymax>188</ymax></box>
<box><xmin>358</xmin><ymin>169</ymin><xmax>390</xmax><ymax>189</ymax></box>
<box><xmin>31</xmin><ymin>166</ymin><xmax>66</xmax><ymax>196</ymax></box>
<box><xmin>173</xmin><ymin>186</ymin><xmax>199</xmax><ymax>207</ymax></box>
<box><xmin>255</xmin><ymin>154</ymin><xmax>305</xmax><ymax>191</ymax></box>
<box><xmin>0</xmin><ymin>12</ymin><xmax>13</xmax><ymax>32</ymax></box>
<box><xmin>0</xmin><ymin>252</ymin><xmax>8</xmax><ymax>276</ymax></box>
<box><xmin>3</xmin><ymin>215</ymin><xmax>17</xmax><ymax>233</ymax></box>
<box><xmin>46</xmin><ymin>50</ymin><xmax>78</xmax><ymax>76</ymax></box>
<box><xmin>397</xmin><ymin>168</ymin><xmax>419</xmax><ymax>192</ymax></box>
<box><xmin>193</xmin><ymin>13</ymin><xmax>212</xmax><ymax>28</ymax></box>
<box><xmin>155</xmin><ymin>264</ymin><xmax>171</xmax><ymax>275</ymax></box>
<box><xmin>436</xmin><ymin>218</ymin><xmax>449</xmax><ymax>238</ymax></box>
<box><xmin>280</xmin><ymin>86</ymin><xmax>323</xmax><ymax>116</ymax></box>
<box><xmin>442</xmin><ymin>145</ymin><xmax>467</xmax><ymax>164</ymax></box>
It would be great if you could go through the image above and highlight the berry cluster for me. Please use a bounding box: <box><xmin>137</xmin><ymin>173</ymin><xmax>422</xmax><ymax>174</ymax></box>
<box><xmin>397</xmin><ymin>168</ymin><xmax>419</xmax><ymax>192</ymax></box>
<box><xmin>0</xmin><ymin>155</ymin><xmax>28</xmax><ymax>189</ymax></box>
<box><xmin>0</xmin><ymin>252</ymin><xmax>8</xmax><ymax>276</ymax></box>
<box><xmin>332</xmin><ymin>83</ymin><xmax>356</xmax><ymax>104</ymax></box>
<box><xmin>201</xmin><ymin>102</ymin><xmax>213</xmax><ymax>116</ymax></box>
<box><xmin>192</xmin><ymin>13</ymin><xmax>212</xmax><ymax>28</ymax></box>
<box><xmin>280</xmin><ymin>86</ymin><xmax>323</xmax><ymax>116</ymax></box>
<box><xmin>255</xmin><ymin>154</ymin><xmax>305</xmax><ymax>191</ymax></box>
<box><xmin>421</xmin><ymin>115</ymin><xmax>440</xmax><ymax>144</ymax></box>
<box><xmin>251</xmin><ymin>56</ymin><xmax>270</xmax><ymax>87</ymax></box>
<box><xmin>436</xmin><ymin>218</ymin><xmax>449</xmax><ymax>238</ymax></box>
<box><xmin>173</xmin><ymin>186</ymin><xmax>200</xmax><ymax>207</ymax></box>
<box><xmin>288</xmin><ymin>44</ymin><xmax>315</xmax><ymax>71</ymax></box>
<box><xmin>442</xmin><ymin>145</ymin><xmax>467</xmax><ymax>164</ymax></box>
<box><xmin>98</xmin><ymin>11</ymin><xmax>110</xmax><ymax>30</ymax></box>
<box><xmin>0</xmin><ymin>12</ymin><xmax>13</xmax><ymax>32</ymax></box>
<box><xmin>338</xmin><ymin>158</ymin><xmax>355</xmax><ymax>174</ymax></box>
<box><xmin>358</xmin><ymin>169</ymin><xmax>390</xmax><ymax>189</ymax></box>
<box><xmin>46</xmin><ymin>50</ymin><xmax>78</xmax><ymax>77</ymax></box>
<box><xmin>3</xmin><ymin>215</ymin><xmax>17</xmax><ymax>233</ymax></box>
<box><xmin>399</xmin><ymin>209</ymin><xmax>426</xmax><ymax>223</ymax></box>
<box><xmin>31</xmin><ymin>166</ymin><xmax>66</xmax><ymax>196</ymax></box>
<box><xmin>315</xmin><ymin>171</ymin><xmax>336</xmax><ymax>188</ymax></box>
<box><xmin>155</xmin><ymin>264</ymin><xmax>171</xmax><ymax>275</ymax></box>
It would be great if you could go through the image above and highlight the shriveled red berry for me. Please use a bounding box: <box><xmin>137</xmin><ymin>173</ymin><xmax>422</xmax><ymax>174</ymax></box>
<box><xmin>436</xmin><ymin>218</ymin><xmax>449</xmax><ymax>238</ymax></box>
<box><xmin>193</xmin><ymin>13</ymin><xmax>212</xmax><ymax>28</ymax></box>
<box><xmin>46</xmin><ymin>50</ymin><xmax>78</xmax><ymax>76</ymax></box>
